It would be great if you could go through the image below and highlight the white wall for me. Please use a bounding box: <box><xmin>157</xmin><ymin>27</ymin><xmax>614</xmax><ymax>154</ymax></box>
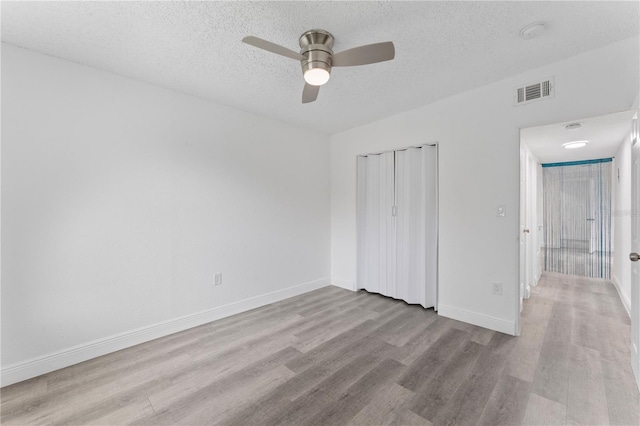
<box><xmin>330</xmin><ymin>36</ymin><xmax>639</xmax><ymax>335</ymax></box>
<box><xmin>1</xmin><ymin>44</ymin><xmax>330</xmax><ymax>383</ymax></box>
<box><xmin>614</xmin><ymin>132</ymin><xmax>633</xmax><ymax>315</ymax></box>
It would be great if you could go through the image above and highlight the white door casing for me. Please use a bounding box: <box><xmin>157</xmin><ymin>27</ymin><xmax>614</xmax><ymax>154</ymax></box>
<box><xmin>630</xmin><ymin>111</ymin><xmax>640</xmax><ymax>391</ymax></box>
<box><xmin>536</xmin><ymin>162</ymin><xmax>543</xmax><ymax>283</ymax></box>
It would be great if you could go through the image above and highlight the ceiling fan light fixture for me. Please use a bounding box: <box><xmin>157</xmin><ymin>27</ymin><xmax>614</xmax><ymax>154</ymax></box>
<box><xmin>304</xmin><ymin>68</ymin><xmax>330</xmax><ymax>86</ymax></box>
<box><xmin>563</xmin><ymin>140</ymin><xmax>589</xmax><ymax>149</ymax></box>
<box><xmin>242</xmin><ymin>29</ymin><xmax>395</xmax><ymax>103</ymax></box>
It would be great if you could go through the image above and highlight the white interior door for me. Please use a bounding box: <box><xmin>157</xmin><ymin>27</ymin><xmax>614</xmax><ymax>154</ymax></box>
<box><xmin>525</xmin><ymin>152</ymin><xmax>536</xmax><ymax>297</ymax></box>
<box><xmin>630</xmin><ymin>112</ymin><xmax>640</xmax><ymax>391</ymax></box>
<box><xmin>519</xmin><ymin>148</ymin><xmax>527</xmax><ymax>313</ymax></box>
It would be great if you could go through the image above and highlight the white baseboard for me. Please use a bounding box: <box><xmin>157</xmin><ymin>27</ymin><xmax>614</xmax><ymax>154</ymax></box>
<box><xmin>1</xmin><ymin>277</ymin><xmax>330</xmax><ymax>387</ymax></box>
<box><xmin>438</xmin><ymin>303</ymin><xmax>516</xmax><ymax>336</ymax></box>
<box><xmin>533</xmin><ymin>272</ymin><xmax>541</xmax><ymax>287</ymax></box>
<box><xmin>331</xmin><ymin>277</ymin><xmax>355</xmax><ymax>291</ymax></box>
<box><xmin>612</xmin><ymin>275</ymin><xmax>631</xmax><ymax>318</ymax></box>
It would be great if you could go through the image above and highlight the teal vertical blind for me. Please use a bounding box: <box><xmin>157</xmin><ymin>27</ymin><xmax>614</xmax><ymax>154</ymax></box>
<box><xmin>542</xmin><ymin>159</ymin><xmax>612</xmax><ymax>279</ymax></box>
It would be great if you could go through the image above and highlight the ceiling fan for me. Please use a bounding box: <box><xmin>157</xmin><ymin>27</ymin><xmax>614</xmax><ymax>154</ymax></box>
<box><xmin>242</xmin><ymin>30</ymin><xmax>395</xmax><ymax>104</ymax></box>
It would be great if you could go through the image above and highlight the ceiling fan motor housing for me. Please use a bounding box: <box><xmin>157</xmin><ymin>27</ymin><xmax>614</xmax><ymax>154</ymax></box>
<box><xmin>299</xmin><ymin>30</ymin><xmax>334</xmax><ymax>78</ymax></box>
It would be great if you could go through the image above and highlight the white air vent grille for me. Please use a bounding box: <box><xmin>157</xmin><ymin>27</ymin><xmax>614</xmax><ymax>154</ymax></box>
<box><xmin>515</xmin><ymin>77</ymin><xmax>554</xmax><ymax>106</ymax></box>
<box><xmin>526</xmin><ymin>83</ymin><xmax>541</xmax><ymax>100</ymax></box>
<box><xmin>541</xmin><ymin>80</ymin><xmax>551</xmax><ymax>96</ymax></box>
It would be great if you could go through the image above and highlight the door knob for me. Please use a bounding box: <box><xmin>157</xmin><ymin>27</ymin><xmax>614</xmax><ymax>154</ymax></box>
<box><xmin>523</xmin><ymin>229</ymin><xmax>530</xmax><ymax>234</ymax></box>
<box><xmin>630</xmin><ymin>252</ymin><xmax>640</xmax><ymax>262</ymax></box>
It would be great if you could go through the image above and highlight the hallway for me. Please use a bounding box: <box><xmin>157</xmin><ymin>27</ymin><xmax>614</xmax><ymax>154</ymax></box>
<box><xmin>521</xmin><ymin>271</ymin><xmax>638</xmax><ymax>425</ymax></box>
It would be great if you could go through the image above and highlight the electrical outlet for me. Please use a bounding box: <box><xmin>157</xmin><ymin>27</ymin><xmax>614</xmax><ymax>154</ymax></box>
<box><xmin>492</xmin><ymin>282</ymin><xmax>502</xmax><ymax>295</ymax></box>
<box><xmin>214</xmin><ymin>273</ymin><xmax>223</xmax><ymax>286</ymax></box>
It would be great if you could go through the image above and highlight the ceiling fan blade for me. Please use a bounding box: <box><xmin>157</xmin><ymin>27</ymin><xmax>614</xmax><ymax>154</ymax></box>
<box><xmin>302</xmin><ymin>83</ymin><xmax>320</xmax><ymax>104</ymax></box>
<box><xmin>332</xmin><ymin>41</ymin><xmax>395</xmax><ymax>67</ymax></box>
<box><xmin>242</xmin><ymin>36</ymin><xmax>305</xmax><ymax>61</ymax></box>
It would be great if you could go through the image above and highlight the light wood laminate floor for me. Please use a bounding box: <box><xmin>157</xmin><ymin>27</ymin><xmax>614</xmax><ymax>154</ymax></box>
<box><xmin>1</xmin><ymin>272</ymin><xmax>638</xmax><ymax>425</ymax></box>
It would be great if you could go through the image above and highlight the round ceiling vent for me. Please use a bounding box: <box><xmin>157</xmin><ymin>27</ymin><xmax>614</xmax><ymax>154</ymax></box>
<box><xmin>520</xmin><ymin>22</ymin><xmax>546</xmax><ymax>40</ymax></box>
<box><xmin>564</xmin><ymin>122</ymin><xmax>583</xmax><ymax>131</ymax></box>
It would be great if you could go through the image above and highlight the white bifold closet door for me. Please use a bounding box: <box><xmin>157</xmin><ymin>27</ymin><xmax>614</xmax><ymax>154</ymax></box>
<box><xmin>356</xmin><ymin>145</ymin><xmax>437</xmax><ymax>309</ymax></box>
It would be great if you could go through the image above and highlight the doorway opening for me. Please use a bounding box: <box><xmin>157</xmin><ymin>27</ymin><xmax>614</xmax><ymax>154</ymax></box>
<box><xmin>519</xmin><ymin>110</ymin><xmax>635</xmax><ymax>300</ymax></box>
<box><xmin>518</xmin><ymin>108</ymin><xmax>640</xmax><ymax>394</ymax></box>
<box><xmin>541</xmin><ymin>158</ymin><xmax>612</xmax><ymax>279</ymax></box>
<box><xmin>518</xmin><ymin>110</ymin><xmax>636</xmax><ymax>335</ymax></box>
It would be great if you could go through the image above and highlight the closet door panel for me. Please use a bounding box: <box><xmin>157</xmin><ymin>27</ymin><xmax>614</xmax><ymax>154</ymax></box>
<box><xmin>396</xmin><ymin>148</ymin><xmax>424</xmax><ymax>305</ymax></box>
<box><xmin>395</xmin><ymin>146</ymin><xmax>437</xmax><ymax>308</ymax></box>
<box><xmin>356</xmin><ymin>152</ymin><xmax>395</xmax><ymax>294</ymax></box>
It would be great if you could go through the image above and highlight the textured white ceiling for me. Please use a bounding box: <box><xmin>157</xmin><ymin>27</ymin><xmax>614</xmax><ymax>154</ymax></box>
<box><xmin>2</xmin><ymin>1</ymin><xmax>638</xmax><ymax>134</ymax></box>
<box><xmin>521</xmin><ymin>110</ymin><xmax>635</xmax><ymax>164</ymax></box>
